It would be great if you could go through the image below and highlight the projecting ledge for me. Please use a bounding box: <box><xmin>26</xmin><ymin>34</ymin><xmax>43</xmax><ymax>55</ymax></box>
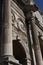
<box><xmin>0</xmin><ymin>55</ymin><xmax>21</xmax><ymax>65</ymax></box>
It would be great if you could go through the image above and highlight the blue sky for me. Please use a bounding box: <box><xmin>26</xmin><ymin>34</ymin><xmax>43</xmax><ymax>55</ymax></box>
<box><xmin>34</xmin><ymin>0</ymin><xmax>43</xmax><ymax>11</ymax></box>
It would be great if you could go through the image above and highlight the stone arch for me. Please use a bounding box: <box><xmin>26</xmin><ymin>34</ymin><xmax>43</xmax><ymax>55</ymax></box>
<box><xmin>13</xmin><ymin>40</ymin><xmax>29</xmax><ymax>65</ymax></box>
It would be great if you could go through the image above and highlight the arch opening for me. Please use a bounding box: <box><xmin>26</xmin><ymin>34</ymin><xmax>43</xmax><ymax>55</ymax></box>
<box><xmin>13</xmin><ymin>40</ymin><xmax>27</xmax><ymax>65</ymax></box>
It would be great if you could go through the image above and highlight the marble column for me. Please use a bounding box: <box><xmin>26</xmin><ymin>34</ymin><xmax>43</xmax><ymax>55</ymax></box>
<box><xmin>1</xmin><ymin>0</ymin><xmax>13</xmax><ymax>56</ymax></box>
<box><xmin>29</xmin><ymin>24</ymin><xmax>36</xmax><ymax>65</ymax></box>
<box><xmin>25</xmin><ymin>20</ymin><xmax>34</xmax><ymax>65</ymax></box>
<box><xmin>31</xmin><ymin>15</ymin><xmax>43</xmax><ymax>65</ymax></box>
<box><xmin>1</xmin><ymin>0</ymin><xmax>20</xmax><ymax>65</ymax></box>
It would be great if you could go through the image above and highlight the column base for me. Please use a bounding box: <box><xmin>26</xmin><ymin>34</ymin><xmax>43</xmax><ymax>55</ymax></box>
<box><xmin>0</xmin><ymin>55</ymin><xmax>21</xmax><ymax>65</ymax></box>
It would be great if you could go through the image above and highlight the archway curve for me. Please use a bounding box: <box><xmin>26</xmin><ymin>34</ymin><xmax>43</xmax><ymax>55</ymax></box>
<box><xmin>13</xmin><ymin>40</ymin><xmax>27</xmax><ymax>65</ymax></box>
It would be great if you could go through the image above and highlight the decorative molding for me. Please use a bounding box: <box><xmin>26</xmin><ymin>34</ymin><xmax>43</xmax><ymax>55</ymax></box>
<box><xmin>11</xmin><ymin>0</ymin><xmax>25</xmax><ymax>18</ymax></box>
<box><xmin>11</xmin><ymin>10</ymin><xmax>16</xmax><ymax>22</ymax></box>
<box><xmin>17</xmin><ymin>19</ymin><xmax>26</xmax><ymax>34</ymax></box>
<box><xmin>11</xmin><ymin>7</ymin><xmax>26</xmax><ymax>34</ymax></box>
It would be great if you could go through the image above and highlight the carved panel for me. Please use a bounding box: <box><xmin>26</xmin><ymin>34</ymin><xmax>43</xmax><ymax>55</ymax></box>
<box><xmin>11</xmin><ymin>0</ymin><xmax>27</xmax><ymax>43</ymax></box>
<box><xmin>11</xmin><ymin>9</ymin><xmax>18</xmax><ymax>28</ymax></box>
<box><xmin>17</xmin><ymin>19</ymin><xmax>26</xmax><ymax>34</ymax></box>
<box><xmin>11</xmin><ymin>11</ymin><xmax>15</xmax><ymax>22</ymax></box>
<box><xmin>11</xmin><ymin>8</ymin><xmax>26</xmax><ymax>34</ymax></box>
